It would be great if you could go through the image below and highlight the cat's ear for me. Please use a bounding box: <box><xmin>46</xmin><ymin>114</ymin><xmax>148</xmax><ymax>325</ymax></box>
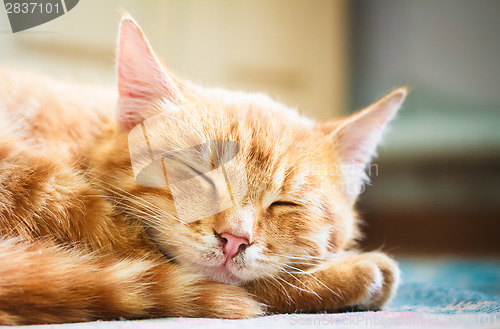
<box><xmin>116</xmin><ymin>17</ymin><xmax>181</xmax><ymax>130</ymax></box>
<box><xmin>326</xmin><ymin>87</ymin><xmax>407</xmax><ymax>200</ymax></box>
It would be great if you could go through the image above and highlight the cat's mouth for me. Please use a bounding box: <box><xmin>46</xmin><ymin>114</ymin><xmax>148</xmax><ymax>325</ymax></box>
<box><xmin>198</xmin><ymin>249</ymin><xmax>250</xmax><ymax>285</ymax></box>
<box><xmin>213</xmin><ymin>265</ymin><xmax>243</xmax><ymax>284</ymax></box>
<box><xmin>194</xmin><ymin>261</ymin><xmax>245</xmax><ymax>285</ymax></box>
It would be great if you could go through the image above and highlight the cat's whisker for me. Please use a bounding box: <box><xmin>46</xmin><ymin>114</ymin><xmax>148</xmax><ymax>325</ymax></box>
<box><xmin>161</xmin><ymin>252</ymin><xmax>183</xmax><ymax>263</ymax></box>
<box><xmin>90</xmin><ymin>188</ymin><xmax>173</xmax><ymax>223</ymax></box>
<box><xmin>279</xmin><ymin>267</ymin><xmax>322</xmax><ymax>300</ymax></box>
<box><xmin>90</xmin><ymin>195</ymin><xmax>180</xmax><ymax>235</ymax></box>
<box><xmin>88</xmin><ymin>166</ymin><xmax>222</xmax><ymax>229</ymax></box>
<box><xmin>115</xmin><ymin>207</ymin><xmax>170</xmax><ymax>229</ymax></box>
<box><xmin>105</xmin><ymin>205</ymin><xmax>172</xmax><ymax>233</ymax></box>
<box><xmin>88</xmin><ymin>174</ymin><xmax>186</xmax><ymax>224</ymax></box>
<box><xmin>284</xmin><ymin>264</ymin><xmax>340</xmax><ymax>299</ymax></box>
<box><xmin>267</xmin><ymin>263</ymin><xmax>321</xmax><ymax>300</ymax></box>
<box><xmin>288</xmin><ymin>261</ymin><xmax>321</xmax><ymax>268</ymax></box>
<box><xmin>95</xmin><ymin>194</ymin><xmax>167</xmax><ymax>220</ymax></box>
<box><xmin>261</xmin><ymin>276</ymin><xmax>293</xmax><ymax>305</ymax></box>
<box><xmin>266</xmin><ymin>251</ymin><xmax>329</xmax><ymax>262</ymax></box>
<box><xmin>273</xmin><ymin>272</ymin><xmax>320</xmax><ymax>300</ymax></box>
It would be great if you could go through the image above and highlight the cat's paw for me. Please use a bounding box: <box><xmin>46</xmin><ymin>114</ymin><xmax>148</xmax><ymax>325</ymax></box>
<box><xmin>349</xmin><ymin>252</ymin><xmax>400</xmax><ymax>311</ymax></box>
<box><xmin>193</xmin><ymin>281</ymin><xmax>265</xmax><ymax>319</ymax></box>
<box><xmin>240</xmin><ymin>252</ymin><xmax>399</xmax><ymax>314</ymax></box>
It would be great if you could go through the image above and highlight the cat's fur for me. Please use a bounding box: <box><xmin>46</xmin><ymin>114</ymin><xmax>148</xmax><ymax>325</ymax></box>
<box><xmin>0</xmin><ymin>18</ymin><xmax>406</xmax><ymax>325</ymax></box>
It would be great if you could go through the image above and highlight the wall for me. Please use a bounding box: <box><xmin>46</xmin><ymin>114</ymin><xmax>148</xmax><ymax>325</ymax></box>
<box><xmin>0</xmin><ymin>0</ymin><xmax>350</xmax><ymax>120</ymax></box>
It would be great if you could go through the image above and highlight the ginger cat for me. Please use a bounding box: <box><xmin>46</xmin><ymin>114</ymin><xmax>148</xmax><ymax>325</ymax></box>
<box><xmin>0</xmin><ymin>18</ymin><xmax>406</xmax><ymax>325</ymax></box>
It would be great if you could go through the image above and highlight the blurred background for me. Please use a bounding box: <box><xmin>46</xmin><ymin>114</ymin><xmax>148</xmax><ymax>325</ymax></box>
<box><xmin>1</xmin><ymin>0</ymin><xmax>499</xmax><ymax>266</ymax></box>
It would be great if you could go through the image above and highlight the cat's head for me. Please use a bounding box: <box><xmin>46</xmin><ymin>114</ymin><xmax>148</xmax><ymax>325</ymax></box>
<box><xmin>96</xmin><ymin>18</ymin><xmax>406</xmax><ymax>285</ymax></box>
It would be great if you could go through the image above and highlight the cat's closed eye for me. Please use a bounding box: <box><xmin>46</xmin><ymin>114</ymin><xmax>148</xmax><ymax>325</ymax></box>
<box><xmin>269</xmin><ymin>200</ymin><xmax>301</xmax><ymax>209</ymax></box>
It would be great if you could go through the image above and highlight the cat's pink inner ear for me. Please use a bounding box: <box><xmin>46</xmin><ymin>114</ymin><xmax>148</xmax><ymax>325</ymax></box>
<box><xmin>334</xmin><ymin>87</ymin><xmax>407</xmax><ymax>166</ymax></box>
<box><xmin>116</xmin><ymin>17</ymin><xmax>180</xmax><ymax>130</ymax></box>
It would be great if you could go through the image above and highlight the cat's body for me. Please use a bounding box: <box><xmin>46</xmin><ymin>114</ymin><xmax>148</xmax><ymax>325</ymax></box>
<box><xmin>0</xmin><ymin>18</ymin><xmax>405</xmax><ymax>325</ymax></box>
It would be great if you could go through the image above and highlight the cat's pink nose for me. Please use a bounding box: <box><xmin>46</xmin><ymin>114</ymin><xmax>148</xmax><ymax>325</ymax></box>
<box><xmin>220</xmin><ymin>232</ymin><xmax>249</xmax><ymax>261</ymax></box>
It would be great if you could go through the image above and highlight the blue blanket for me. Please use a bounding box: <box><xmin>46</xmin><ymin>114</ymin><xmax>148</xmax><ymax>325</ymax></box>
<box><xmin>388</xmin><ymin>282</ymin><xmax>500</xmax><ymax>314</ymax></box>
<box><xmin>387</xmin><ymin>258</ymin><xmax>500</xmax><ymax>314</ymax></box>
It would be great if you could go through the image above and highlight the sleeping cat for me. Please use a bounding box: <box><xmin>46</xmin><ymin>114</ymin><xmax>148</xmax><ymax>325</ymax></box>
<box><xmin>0</xmin><ymin>18</ymin><xmax>406</xmax><ymax>325</ymax></box>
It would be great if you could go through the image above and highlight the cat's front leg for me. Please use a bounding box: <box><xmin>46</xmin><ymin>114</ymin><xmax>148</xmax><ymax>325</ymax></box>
<box><xmin>245</xmin><ymin>252</ymin><xmax>399</xmax><ymax>314</ymax></box>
